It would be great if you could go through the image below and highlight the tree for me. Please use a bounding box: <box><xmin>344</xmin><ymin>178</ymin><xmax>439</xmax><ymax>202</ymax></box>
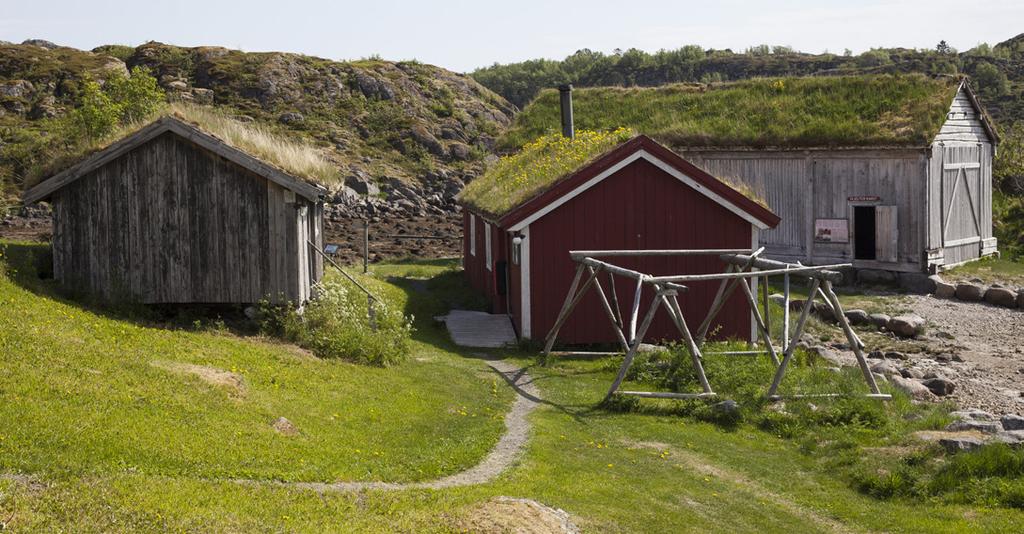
<box><xmin>973</xmin><ymin>62</ymin><xmax>1009</xmax><ymax>97</ymax></box>
<box><xmin>68</xmin><ymin>67</ymin><xmax>165</xmax><ymax>140</ymax></box>
<box><xmin>936</xmin><ymin>40</ymin><xmax>955</xmax><ymax>55</ymax></box>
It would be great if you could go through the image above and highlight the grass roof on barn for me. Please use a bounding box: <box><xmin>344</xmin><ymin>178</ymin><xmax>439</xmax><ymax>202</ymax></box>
<box><xmin>500</xmin><ymin>74</ymin><xmax>964</xmax><ymax>151</ymax></box>
<box><xmin>29</xmin><ymin>103</ymin><xmax>340</xmax><ymax>188</ymax></box>
<box><xmin>458</xmin><ymin>128</ymin><xmax>635</xmax><ymax>217</ymax></box>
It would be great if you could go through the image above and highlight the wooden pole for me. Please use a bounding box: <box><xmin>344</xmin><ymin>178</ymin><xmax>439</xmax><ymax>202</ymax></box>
<box><xmin>607</xmin><ymin>270</ymin><xmax>623</xmax><ymax>328</ymax></box>
<box><xmin>542</xmin><ymin>265</ymin><xmax>597</xmax><ymax>356</ymax></box>
<box><xmin>762</xmin><ymin>274</ymin><xmax>771</xmax><ymax>336</ymax></box>
<box><xmin>603</xmin><ymin>292</ymin><xmax>663</xmax><ymax>403</ymax></box>
<box><xmin>738</xmin><ymin>279</ymin><xmax>781</xmax><ymax>366</ymax></box>
<box><xmin>767</xmin><ymin>278</ymin><xmax>820</xmax><ymax>398</ymax></box>
<box><xmin>663</xmin><ymin>292</ymin><xmax>714</xmax><ymax>394</ymax></box>
<box><xmin>629</xmin><ymin>277</ymin><xmax>643</xmax><ymax>344</ymax></box>
<box><xmin>588</xmin><ymin>266</ymin><xmax>630</xmax><ymax>352</ymax></box>
<box><xmin>822</xmin><ymin>281</ymin><xmax>882</xmax><ymax>395</ymax></box>
<box><xmin>782</xmin><ymin>273</ymin><xmax>791</xmax><ymax>350</ymax></box>
<box><xmin>695</xmin><ymin>248</ymin><xmax>764</xmax><ymax>345</ymax></box>
<box><xmin>571</xmin><ymin>248</ymin><xmax>752</xmax><ymax>259</ymax></box>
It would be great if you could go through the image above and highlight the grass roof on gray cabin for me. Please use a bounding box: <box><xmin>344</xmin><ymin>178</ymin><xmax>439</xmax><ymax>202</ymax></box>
<box><xmin>500</xmin><ymin>74</ymin><xmax>968</xmax><ymax>151</ymax></box>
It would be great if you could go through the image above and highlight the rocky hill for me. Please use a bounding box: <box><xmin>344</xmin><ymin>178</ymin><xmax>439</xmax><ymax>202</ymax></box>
<box><xmin>0</xmin><ymin>40</ymin><xmax>517</xmax><ymax>210</ymax></box>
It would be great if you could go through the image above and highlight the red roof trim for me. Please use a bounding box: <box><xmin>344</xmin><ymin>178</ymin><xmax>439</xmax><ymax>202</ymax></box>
<box><xmin>497</xmin><ymin>135</ymin><xmax>781</xmax><ymax>229</ymax></box>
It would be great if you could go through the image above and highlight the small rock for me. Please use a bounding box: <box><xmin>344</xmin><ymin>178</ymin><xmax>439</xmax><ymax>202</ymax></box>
<box><xmin>955</xmin><ymin>283</ymin><xmax>986</xmax><ymax>302</ymax></box>
<box><xmin>844</xmin><ymin>309</ymin><xmax>870</xmax><ymax>325</ymax></box>
<box><xmin>946</xmin><ymin>419</ymin><xmax>1002</xmax><ymax>434</ymax></box>
<box><xmin>868</xmin><ymin>350</ymin><xmax>885</xmax><ymax>359</ymax></box>
<box><xmin>939</xmin><ymin>435</ymin><xmax>985</xmax><ymax>452</ymax></box>
<box><xmin>166</xmin><ymin>79</ymin><xmax>188</xmax><ymax>91</ymax></box>
<box><xmin>272</xmin><ymin>417</ymin><xmax>299</xmax><ymax>436</ymax></box>
<box><xmin>712</xmin><ymin>400</ymin><xmax>740</xmax><ymax>417</ymax></box>
<box><xmin>984</xmin><ymin>287</ymin><xmax>1018</xmax><ymax>308</ymax></box>
<box><xmin>992</xmin><ymin>431</ymin><xmax>1024</xmax><ymax>447</ymax></box>
<box><xmin>868</xmin><ymin>313</ymin><xmax>891</xmax><ymax>329</ymax></box>
<box><xmin>934</xmin><ymin>280</ymin><xmax>956</xmax><ymax>299</ymax></box>
<box><xmin>890</xmin><ymin>375</ymin><xmax>935</xmax><ymax>401</ymax></box>
<box><xmin>885</xmin><ymin>351</ymin><xmax>908</xmax><ymax>360</ymax></box>
<box><xmin>922</xmin><ymin>377</ymin><xmax>956</xmax><ymax>396</ymax></box>
<box><xmin>888</xmin><ymin>314</ymin><xmax>926</xmax><ymax>338</ymax></box>
<box><xmin>872</xmin><ymin>372</ymin><xmax>888</xmax><ymax>383</ymax></box>
<box><xmin>1001</xmin><ymin>414</ymin><xmax>1024</xmax><ymax>431</ymax></box>
<box><xmin>934</xmin><ymin>354</ymin><xmax>953</xmax><ymax>363</ymax></box>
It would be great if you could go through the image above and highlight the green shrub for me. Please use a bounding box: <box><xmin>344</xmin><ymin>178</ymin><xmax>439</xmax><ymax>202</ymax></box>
<box><xmin>259</xmin><ymin>278</ymin><xmax>414</xmax><ymax>367</ymax></box>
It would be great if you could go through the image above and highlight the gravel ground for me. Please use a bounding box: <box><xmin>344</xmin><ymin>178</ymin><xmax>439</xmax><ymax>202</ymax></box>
<box><xmin>903</xmin><ymin>294</ymin><xmax>1024</xmax><ymax>415</ymax></box>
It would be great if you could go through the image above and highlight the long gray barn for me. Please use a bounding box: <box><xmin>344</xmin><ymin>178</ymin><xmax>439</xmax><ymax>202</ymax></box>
<box><xmin>679</xmin><ymin>81</ymin><xmax>999</xmax><ymax>273</ymax></box>
<box><xmin>23</xmin><ymin>115</ymin><xmax>326</xmax><ymax>304</ymax></box>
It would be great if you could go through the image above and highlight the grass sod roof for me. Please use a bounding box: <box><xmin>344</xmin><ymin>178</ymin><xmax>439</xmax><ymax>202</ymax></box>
<box><xmin>458</xmin><ymin>128</ymin><xmax>635</xmax><ymax>217</ymax></box>
<box><xmin>500</xmin><ymin>74</ymin><xmax>966</xmax><ymax>151</ymax></box>
<box><xmin>28</xmin><ymin>103</ymin><xmax>341</xmax><ymax>190</ymax></box>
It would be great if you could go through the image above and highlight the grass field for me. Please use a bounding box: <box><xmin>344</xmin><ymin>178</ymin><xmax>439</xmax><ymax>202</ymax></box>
<box><xmin>1</xmin><ymin>242</ymin><xmax>1023</xmax><ymax>532</ymax></box>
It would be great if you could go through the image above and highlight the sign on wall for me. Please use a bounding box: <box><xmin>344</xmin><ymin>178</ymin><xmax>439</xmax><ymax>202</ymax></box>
<box><xmin>814</xmin><ymin>218</ymin><xmax>849</xmax><ymax>243</ymax></box>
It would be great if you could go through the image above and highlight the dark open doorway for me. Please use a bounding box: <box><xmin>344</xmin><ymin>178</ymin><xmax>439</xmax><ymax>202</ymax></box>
<box><xmin>854</xmin><ymin>206</ymin><xmax>876</xmax><ymax>260</ymax></box>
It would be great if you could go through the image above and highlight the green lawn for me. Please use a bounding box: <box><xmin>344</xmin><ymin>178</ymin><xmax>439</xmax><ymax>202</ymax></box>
<box><xmin>1</xmin><ymin>242</ymin><xmax>1022</xmax><ymax>532</ymax></box>
<box><xmin>943</xmin><ymin>255</ymin><xmax>1024</xmax><ymax>286</ymax></box>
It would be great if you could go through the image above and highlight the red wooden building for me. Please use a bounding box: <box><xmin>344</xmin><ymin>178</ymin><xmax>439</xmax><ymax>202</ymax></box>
<box><xmin>460</xmin><ymin>135</ymin><xmax>780</xmax><ymax>345</ymax></box>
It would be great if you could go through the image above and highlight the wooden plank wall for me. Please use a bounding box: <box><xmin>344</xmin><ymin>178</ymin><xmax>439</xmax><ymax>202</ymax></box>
<box><xmin>683</xmin><ymin>149</ymin><xmax>927</xmax><ymax>271</ymax></box>
<box><xmin>53</xmin><ymin>132</ymin><xmax>316</xmax><ymax>304</ymax></box>
<box><xmin>935</xmin><ymin>88</ymin><xmax>990</xmax><ymax>144</ymax></box>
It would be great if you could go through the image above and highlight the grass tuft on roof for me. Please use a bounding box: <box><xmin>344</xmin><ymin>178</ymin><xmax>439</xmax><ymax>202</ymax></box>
<box><xmin>459</xmin><ymin>127</ymin><xmax>634</xmax><ymax>217</ymax></box>
<box><xmin>501</xmin><ymin>74</ymin><xmax>962</xmax><ymax>151</ymax></box>
<box><xmin>30</xmin><ymin>103</ymin><xmax>340</xmax><ymax>187</ymax></box>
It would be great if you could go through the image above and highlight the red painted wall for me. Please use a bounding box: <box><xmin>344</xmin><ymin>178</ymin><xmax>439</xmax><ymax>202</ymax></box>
<box><xmin>526</xmin><ymin>158</ymin><xmax>753</xmax><ymax>345</ymax></box>
<box><xmin>461</xmin><ymin>209</ymin><xmax>508</xmax><ymax>314</ymax></box>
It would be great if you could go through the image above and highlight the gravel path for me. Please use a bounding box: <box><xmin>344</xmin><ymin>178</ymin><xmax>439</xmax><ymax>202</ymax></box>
<box><xmin>904</xmin><ymin>294</ymin><xmax>1024</xmax><ymax>414</ymax></box>
<box><xmin>257</xmin><ymin>359</ymin><xmax>539</xmax><ymax>492</ymax></box>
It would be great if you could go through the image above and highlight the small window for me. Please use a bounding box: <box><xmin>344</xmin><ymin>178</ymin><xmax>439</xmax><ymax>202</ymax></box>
<box><xmin>484</xmin><ymin>222</ymin><xmax>492</xmax><ymax>271</ymax></box>
<box><xmin>469</xmin><ymin>214</ymin><xmax>476</xmax><ymax>256</ymax></box>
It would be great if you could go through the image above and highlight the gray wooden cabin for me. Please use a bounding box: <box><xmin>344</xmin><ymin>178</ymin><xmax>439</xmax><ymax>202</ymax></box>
<box><xmin>23</xmin><ymin>116</ymin><xmax>326</xmax><ymax>304</ymax></box>
<box><xmin>679</xmin><ymin>81</ymin><xmax>998</xmax><ymax>273</ymax></box>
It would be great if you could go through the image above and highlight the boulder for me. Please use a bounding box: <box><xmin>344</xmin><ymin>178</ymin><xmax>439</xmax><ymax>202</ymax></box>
<box><xmin>922</xmin><ymin>377</ymin><xmax>956</xmax><ymax>396</ymax></box>
<box><xmin>934</xmin><ymin>280</ymin><xmax>956</xmax><ymax>299</ymax></box>
<box><xmin>870</xmin><ymin>360</ymin><xmax>901</xmax><ymax>377</ymax></box>
<box><xmin>0</xmin><ymin>80</ymin><xmax>34</xmax><ymax>99</ymax></box>
<box><xmin>890</xmin><ymin>376</ymin><xmax>934</xmax><ymax>401</ymax></box>
<box><xmin>448</xmin><ymin>142</ymin><xmax>472</xmax><ymax>161</ymax></box>
<box><xmin>955</xmin><ymin>283</ymin><xmax>986</xmax><ymax>302</ymax></box>
<box><xmin>939</xmin><ymin>435</ymin><xmax>985</xmax><ymax>453</ymax></box>
<box><xmin>858</xmin><ymin>269</ymin><xmax>897</xmax><ymax>285</ymax></box>
<box><xmin>900</xmin><ymin>367</ymin><xmax>925</xmax><ymax>379</ymax></box>
<box><xmin>844</xmin><ymin>309</ymin><xmax>870</xmax><ymax>325</ymax></box>
<box><xmin>950</xmin><ymin>409</ymin><xmax>997</xmax><ymax>421</ymax></box>
<box><xmin>21</xmin><ymin>38</ymin><xmax>58</xmax><ymax>49</ymax></box>
<box><xmin>278</xmin><ymin>111</ymin><xmax>305</xmax><ymax>125</ymax></box>
<box><xmin>984</xmin><ymin>287</ymin><xmax>1018</xmax><ymax>308</ymax></box>
<box><xmin>868</xmin><ymin>350</ymin><xmax>885</xmax><ymax>359</ymax></box>
<box><xmin>868</xmin><ymin>313</ymin><xmax>891</xmax><ymax>329</ymax></box>
<box><xmin>899</xmin><ymin>273</ymin><xmax>938</xmax><ymax>294</ymax></box>
<box><xmin>888</xmin><ymin>314</ymin><xmax>926</xmax><ymax>338</ymax></box>
<box><xmin>272</xmin><ymin>416</ymin><xmax>299</xmax><ymax>436</ymax></box>
<box><xmin>166</xmin><ymin>79</ymin><xmax>188</xmax><ymax>91</ymax></box>
<box><xmin>885</xmin><ymin>351</ymin><xmax>908</xmax><ymax>360</ymax></box>
<box><xmin>713</xmin><ymin>399</ymin><xmax>740</xmax><ymax>415</ymax></box>
<box><xmin>946</xmin><ymin>419</ymin><xmax>1001</xmax><ymax>434</ymax></box>
<box><xmin>345</xmin><ymin>173</ymin><xmax>380</xmax><ymax>196</ymax></box>
<box><xmin>1017</xmin><ymin>290</ymin><xmax>1024</xmax><ymax>309</ymax></box>
<box><xmin>1001</xmin><ymin>414</ymin><xmax>1024</xmax><ymax>431</ymax></box>
<box><xmin>191</xmin><ymin>87</ymin><xmax>214</xmax><ymax>104</ymax></box>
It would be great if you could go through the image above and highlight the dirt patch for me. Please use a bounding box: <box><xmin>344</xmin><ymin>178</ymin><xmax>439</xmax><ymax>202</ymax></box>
<box><xmin>622</xmin><ymin>440</ymin><xmax>856</xmax><ymax>533</ymax></box>
<box><xmin>150</xmin><ymin>360</ymin><xmax>245</xmax><ymax>396</ymax></box>
<box><xmin>456</xmin><ymin>497</ymin><xmax>580</xmax><ymax>534</ymax></box>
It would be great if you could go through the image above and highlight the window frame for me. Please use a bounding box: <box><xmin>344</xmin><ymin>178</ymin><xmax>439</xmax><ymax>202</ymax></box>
<box><xmin>469</xmin><ymin>214</ymin><xmax>476</xmax><ymax>256</ymax></box>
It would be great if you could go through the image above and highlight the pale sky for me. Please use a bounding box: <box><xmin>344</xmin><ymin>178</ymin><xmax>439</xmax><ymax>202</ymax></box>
<box><xmin>2</xmin><ymin>0</ymin><xmax>1022</xmax><ymax>72</ymax></box>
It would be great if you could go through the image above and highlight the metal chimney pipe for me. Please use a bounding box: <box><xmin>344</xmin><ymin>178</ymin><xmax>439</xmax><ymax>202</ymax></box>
<box><xmin>558</xmin><ymin>84</ymin><xmax>574</xmax><ymax>139</ymax></box>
